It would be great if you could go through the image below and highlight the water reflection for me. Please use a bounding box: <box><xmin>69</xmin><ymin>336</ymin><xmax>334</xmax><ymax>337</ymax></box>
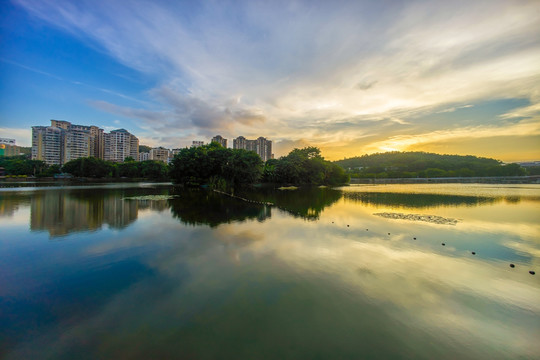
<box><xmin>169</xmin><ymin>189</ymin><xmax>272</xmax><ymax>227</ymax></box>
<box><xmin>1</xmin><ymin>184</ymin><xmax>539</xmax><ymax>359</ymax></box>
<box><xmin>236</xmin><ymin>186</ymin><xmax>342</xmax><ymax>219</ymax></box>
<box><xmin>31</xmin><ymin>190</ymin><xmax>138</xmax><ymax>237</ymax></box>
<box><xmin>344</xmin><ymin>191</ymin><xmax>497</xmax><ymax>208</ymax></box>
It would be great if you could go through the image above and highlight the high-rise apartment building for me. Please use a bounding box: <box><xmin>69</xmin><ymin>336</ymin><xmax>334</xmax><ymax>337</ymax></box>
<box><xmin>32</xmin><ymin>126</ymin><xmax>64</xmax><ymax>165</ymax></box>
<box><xmin>32</xmin><ymin>120</ymin><xmax>139</xmax><ymax>165</ymax></box>
<box><xmin>233</xmin><ymin>136</ymin><xmax>273</xmax><ymax>162</ymax></box>
<box><xmin>104</xmin><ymin>129</ymin><xmax>139</xmax><ymax>162</ymax></box>
<box><xmin>64</xmin><ymin>127</ymin><xmax>91</xmax><ymax>162</ymax></box>
<box><xmin>191</xmin><ymin>141</ymin><xmax>204</xmax><ymax>148</ymax></box>
<box><xmin>211</xmin><ymin>135</ymin><xmax>227</xmax><ymax>148</ymax></box>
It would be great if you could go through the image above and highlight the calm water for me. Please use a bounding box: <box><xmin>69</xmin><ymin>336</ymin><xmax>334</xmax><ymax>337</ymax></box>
<box><xmin>1</xmin><ymin>183</ymin><xmax>539</xmax><ymax>359</ymax></box>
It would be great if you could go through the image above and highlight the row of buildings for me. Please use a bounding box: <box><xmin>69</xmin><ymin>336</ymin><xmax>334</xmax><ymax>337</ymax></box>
<box><xmin>138</xmin><ymin>135</ymin><xmax>274</xmax><ymax>164</ymax></box>
<box><xmin>28</xmin><ymin>120</ymin><xmax>273</xmax><ymax>165</ymax></box>
<box><xmin>32</xmin><ymin>120</ymin><xmax>139</xmax><ymax>165</ymax></box>
<box><xmin>190</xmin><ymin>135</ymin><xmax>273</xmax><ymax>162</ymax></box>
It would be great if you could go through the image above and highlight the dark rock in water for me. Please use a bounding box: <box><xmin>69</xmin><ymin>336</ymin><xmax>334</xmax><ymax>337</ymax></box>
<box><xmin>388</xmin><ymin>233</ymin><xmax>390</xmax><ymax>235</ymax></box>
<box><xmin>530</xmin><ymin>271</ymin><xmax>536</xmax><ymax>275</ymax></box>
<box><xmin>347</xmin><ymin>225</ymin><xmax>349</xmax><ymax>227</ymax></box>
<box><xmin>442</xmin><ymin>243</ymin><xmax>445</xmax><ymax>246</ymax></box>
<box><xmin>366</xmin><ymin>229</ymin><xmax>368</xmax><ymax>231</ymax></box>
<box><xmin>472</xmin><ymin>252</ymin><xmax>476</xmax><ymax>255</ymax></box>
<box><xmin>413</xmin><ymin>237</ymin><xmax>416</xmax><ymax>240</ymax></box>
<box><xmin>332</xmin><ymin>221</ymin><xmax>334</xmax><ymax>223</ymax></box>
<box><xmin>510</xmin><ymin>264</ymin><xmax>515</xmax><ymax>268</ymax></box>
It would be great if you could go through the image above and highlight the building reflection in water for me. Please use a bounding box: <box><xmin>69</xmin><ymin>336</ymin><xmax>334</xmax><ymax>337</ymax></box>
<box><xmin>0</xmin><ymin>193</ymin><xmax>26</xmax><ymax>217</ymax></box>
<box><xmin>30</xmin><ymin>190</ymin><xmax>139</xmax><ymax>237</ymax></box>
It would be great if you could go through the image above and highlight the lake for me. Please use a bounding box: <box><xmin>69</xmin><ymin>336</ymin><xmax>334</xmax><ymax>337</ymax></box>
<box><xmin>1</xmin><ymin>183</ymin><xmax>539</xmax><ymax>359</ymax></box>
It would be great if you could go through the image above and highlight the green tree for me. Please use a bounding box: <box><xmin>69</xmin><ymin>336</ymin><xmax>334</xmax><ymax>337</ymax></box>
<box><xmin>169</xmin><ymin>143</ymin><xmax>262</xmax><ymax>188</ymax></box>
<box><xmin>141</xmin><ymin>160</ymin><xmax>169</xmax><ymax>179</ymax></box>
<box><xmin>62</xmin><ymin>157</ymin><xmax>114</xmax><ymax>178</ymax></box>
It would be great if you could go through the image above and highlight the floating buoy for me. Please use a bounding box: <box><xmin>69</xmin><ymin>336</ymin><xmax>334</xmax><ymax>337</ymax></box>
<box><xmin>442</xmin><ymin>243</ymin><xmax>445</xmax><ymax>246</ymax></box>
<box><xmin>530</xmin><ymin>271</ymin><xmax>536</xmax><ymax>275</ymax></box>
<box><xmin>472</xmin><ymin>252</ymin><xmax>476</xmax><ymax>255</ymax></box>
<box><xmin>413</xmin><ymin>237</ymin><xmax>416</xmax><ymax>240</ymax></box>
<box><xmin>509</xmin><ymin>264</ymin><xmax>515</xmax><ymax>268</ymax></box>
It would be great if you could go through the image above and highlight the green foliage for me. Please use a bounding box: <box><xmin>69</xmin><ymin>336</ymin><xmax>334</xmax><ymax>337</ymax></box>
<box><xmin>0</xmin><ymin>156</ymin><xmax>51</xmax><ymax>176</ymax></box>
<box><xmin>141</xmin><ymin>160</ymin><xmax>169</xmax><ymax>179</ymax></box>
<box><xmin>335</xmin><ymin>151</ymin><xmax>527</xmax><ymax>178</ymax></box>
<box><xmin>62</xmin><ymin>157</ymin><xmax>114</xmax><ymax>178</ymax></box>
<box><xmin>169</xmin><ymin>143</ymin><xmax>263</xmax><ymax>188</ymax></box>
<box><xmin>262</xmin><ymin>146</ymin><xmax>349</xmax><ymax>186</ymax></box>
<box><xmin>139</xmin><ymin>145</ymin><xmax>152</xmax><ymax>153</ymax></box>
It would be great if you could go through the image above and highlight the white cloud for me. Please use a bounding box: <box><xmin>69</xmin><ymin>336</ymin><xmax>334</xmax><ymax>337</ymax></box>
<box><xmin>0</xmin><ymin>128</ymin><xmax>32</xmax><ymax>147</ymax></box>
<box><xmin>13</xmin><ymin>0</ymin><xmax>540</xmax><ymax>157</ymax></box>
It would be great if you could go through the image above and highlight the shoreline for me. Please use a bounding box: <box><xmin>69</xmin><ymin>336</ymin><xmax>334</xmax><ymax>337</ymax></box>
<box><xmin>350</xmin><ymin>175</ymin><xmax>540</xmax><ymax>184</ymax></box>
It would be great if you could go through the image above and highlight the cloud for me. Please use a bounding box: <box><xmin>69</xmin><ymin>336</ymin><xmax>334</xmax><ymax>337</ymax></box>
<box><xmin>0</xmin><ymin>128</ymin><xmax>32</xmax><ymax>147</ymax></box>
<box><xmin>13</xmin><ymin>0</ymin><xmax>540</xmax><ymax>158</ymax></box>
<box><xmin>436</xmin><ymin>104</ymin><xmax>474</xmax><ymax>114</ymax></box>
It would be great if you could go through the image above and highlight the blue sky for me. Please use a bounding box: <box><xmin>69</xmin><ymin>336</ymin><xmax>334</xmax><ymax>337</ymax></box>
<box><xmin>1</xmin><ymin>0</ymin><xmax>539</xmax><ymax>161</ymax></box>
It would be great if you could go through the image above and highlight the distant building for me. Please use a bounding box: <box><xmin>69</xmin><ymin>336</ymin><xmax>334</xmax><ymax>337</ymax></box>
<box><xmin>0</xmin><ymin>138</ymin><xmax>19</xmax><ymax>157</ymax></box>
<box><xmin>0</xmin><ymin>138</ymin><xmax>16</xmax><ymax>146</ymax></box>
<box><xmin>139</xmin><ymin>152</ymin><xmax>150</xmax><ymax>161</ymax></box>
<box><xmin>233</xmin><ymin>136</ymin><xmax>273</xmax><ymax>162</ymax></box>
<box><xmin>191</xmin><ymin>141</ymin><xmax>204</xmax><ymax>148</ymax></box>
<box><xmin>104</xmin><ymin>129</ymin><xmax>139</xmax><ymax>162</ymax></box>
<box><xmin>211</xmin><ymin>135</ymin><xmax>227</xmax><ymax>148</ymax></box>
<box><xmin>64</xmin><ymin>126</ymin><xmax>91</xmax><ymax>162</ymax></box>
<box><xmin>32</xmin><ymin>126</ymin><xmax>64</xmax><ymax>165</ymax></box>
<box><xmin>149</xmin><ymin>147</ymin><xmax>170</xmax><ymax>163</ymax></box>
<box><xmin>32</xmin><ymin>120</ymin><xmax>139</xmax><ymax>164</ymax></box>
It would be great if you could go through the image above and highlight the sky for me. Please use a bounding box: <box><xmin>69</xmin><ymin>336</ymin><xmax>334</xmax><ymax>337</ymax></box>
<box><xmin>0</xmin><ymin>0</ymin><xmax>539</xmax><ymax>161</ymax></box>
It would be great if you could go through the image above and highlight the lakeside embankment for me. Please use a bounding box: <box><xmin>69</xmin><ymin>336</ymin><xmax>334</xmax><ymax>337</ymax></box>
<box><xmin>350</xmin><ymin>175</ymin><xmax>540</xmax><ymax>184</ymax></box>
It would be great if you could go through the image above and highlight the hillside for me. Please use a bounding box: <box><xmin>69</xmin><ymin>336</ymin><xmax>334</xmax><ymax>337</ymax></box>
<box><xmin>334</xmin><ymin>152</ymin><xmax>526</xmax><ymax>178</ymax></box>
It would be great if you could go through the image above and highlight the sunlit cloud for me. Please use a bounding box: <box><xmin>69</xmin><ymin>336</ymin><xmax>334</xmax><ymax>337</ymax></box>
<box><xmin>12</xmin><ymin>0</ymin><xmax>540</xmax><ymax>158</ymax></box>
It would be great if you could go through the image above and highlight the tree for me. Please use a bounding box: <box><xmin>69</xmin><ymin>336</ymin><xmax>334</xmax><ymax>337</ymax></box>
<box><xmin>141</xmin><ymin>160</ymin><xmax>168</xmax><ymax>179</ymax></box>
<box><xmin>169</xmin><ymin>143</ymin><xmax>262</xmax><ymax>188</ymax></box>
<box><xmin>62</xmin><ymin>157</ymin><xmax>114</xmax><ymax>178</ymax></box>
<box><xmin>272</xmin><ymin>147</ymin><xmax>349</xmax><ymax>186</ymax></box>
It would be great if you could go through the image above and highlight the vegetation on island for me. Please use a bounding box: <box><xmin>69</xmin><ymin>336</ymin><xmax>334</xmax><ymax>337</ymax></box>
<box><xmin>262</xmin><ymin>147</ymin><xmax>349</xmax><ymax>185</ymax></box>
<box><xmin>169</xmin><ymin>142</ymin><xmax>263</xmax><ymax>188</ymax></box>
<box><xmin>334</xmin><ymin>151</ymin><xmax>528</xmax><ymax>178</ymax></box>
<box><xmin>168</xmin><ymin>144</ymin><xmax>349</xmax><ymax>188</ymax></box>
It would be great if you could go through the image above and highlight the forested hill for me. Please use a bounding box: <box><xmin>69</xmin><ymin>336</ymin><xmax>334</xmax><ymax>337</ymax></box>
<box><xmin>334</xmin><ymin>152</ymin><xmax>526</xmax><ymax>178</ymax></box>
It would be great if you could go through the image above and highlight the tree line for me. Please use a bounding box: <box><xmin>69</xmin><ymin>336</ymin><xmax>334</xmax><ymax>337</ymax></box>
<box><xmin>169</xmin><ymin>144</ymin><xmax>349</xmax><ymax>188</ymax></box>
<box><xmin>0</xmin><ymin>155</ymin><xmax>168</xmax><ymax>179</ymax></box>
<box><xmin>334</xmin><ymin>151</ymin><xmax>528</xmax><ymax>178</ymax></box>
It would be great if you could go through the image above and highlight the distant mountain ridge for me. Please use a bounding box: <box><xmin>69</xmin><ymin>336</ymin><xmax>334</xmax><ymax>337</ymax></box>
<box><xmin>334</xmin><ymin>151</ymin><xmax>527</xmax><ymax>178</ymax></box>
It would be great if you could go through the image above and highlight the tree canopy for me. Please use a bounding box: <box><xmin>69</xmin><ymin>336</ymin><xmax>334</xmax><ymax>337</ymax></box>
<box><xmin>61</xmin><ymin>157</ymin><xmax>169</xmax><ymax>179</ymax></box>
<box><xmin>169</xmin><ymin>143</ymin><xmax>263</xmax><ymax>188</ymax></box>
<box><xmin>0</xmin><ymin>155</ymin><xmax>55</xmax><ymax>177</ymax></box>
<box><xmin>263</xmin><ymin>147</ymin><xmax>349</xmax><ymax>186</ymax></box>
<box><xmin>334</xmin><ymin>151</ymin><xmax>527</xmax><ymax>178</ymax></box>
